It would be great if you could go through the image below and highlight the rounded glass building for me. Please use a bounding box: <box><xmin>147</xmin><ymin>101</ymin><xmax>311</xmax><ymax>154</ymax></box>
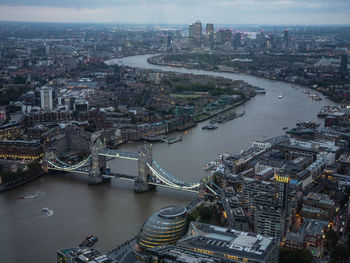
<box><xmin>138</xmin><ymin>206</ymin><xmax>187</xmax><ymax>249</ymax></box>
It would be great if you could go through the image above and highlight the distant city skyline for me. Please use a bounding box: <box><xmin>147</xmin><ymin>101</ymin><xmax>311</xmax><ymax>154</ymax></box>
<box><xmin>0</xmin><ymin>0</ymin><xmax>349</xmax><ymax>25</ymax></box>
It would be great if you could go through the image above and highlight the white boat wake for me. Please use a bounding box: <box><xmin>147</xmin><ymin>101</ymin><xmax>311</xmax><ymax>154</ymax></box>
<box><xmin>25</xmin><ymin>191</ymin><xmax>40</xmax><ymax>199</ymax></box>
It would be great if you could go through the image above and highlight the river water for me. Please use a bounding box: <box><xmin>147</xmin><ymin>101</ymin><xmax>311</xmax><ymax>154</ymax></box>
<box><xmin>0</xmin><ymin>54</ymin><xmax>337</xmax><ymax>263</ymax></box>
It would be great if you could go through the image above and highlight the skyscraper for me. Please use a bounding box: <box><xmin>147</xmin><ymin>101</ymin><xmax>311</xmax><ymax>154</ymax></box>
<box><xmin>188</xmin><ymin>21</ymin><xmax>202</xmax><ymax>47</ymax></box>
<box><xmin>233</xmin><ymin>32</ymin><xmax>242</xmax><ymax>48</ymax></box>
<box><xmin>283</xmin><ymin>30</ymin><xmax>289</xmax><ymax>42</ymax></box>
<box><xmin>256</xmin><ymin>31</ymin><xmax>266</xmax><ymax>48</ymax></box>
<box><xmin>340</xmin><ymin>53</ymin><xmax>348</xmax><ymax>73</ymax></box>
<box><xmin>216</xmin><ymin>29</ymin><xmax>232</xmax><ymax>45</ymax></box>
<box><xmin>205</xmin><ymin>23</ymin><xmax>214</xmax><ymax>48</ymax></box>
<box><xmin>188</xmin><ymin>23</ymin><xmax>194</xmax><ymax>38</ymax></box>
<box><xmin>243</xmin><ymin>174</ymin><xmax>291</xmax><ymax>241</ymax></box>
<box><xmin>164</xmin><ymin>34</ymin><xmax>172</xmax><ymax>51</ymax></box>
<box><xmin>223</xmin><ymin>29</ymin><xmax>232</xmax><ymax>43</ymax></box>
<box><xmin>267</xmin><ymin>34</ymin><xmax>275</xmax><ymax>49</ymax></box>
<box><xmin>40</xmin><ymin>86</ymin><xmax>53</xmax><ymax>111</ymax></box>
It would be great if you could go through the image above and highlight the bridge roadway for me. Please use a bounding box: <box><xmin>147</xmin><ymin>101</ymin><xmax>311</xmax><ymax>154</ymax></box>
<box><xmin>103</xmin><ymin>173</ymin><xmax>137</xmax><ymax>181</ymax></box>
<box><xmin>48</xmin><ymin>166</ymin><xmax>91</xmax><ymax>174</ymax></box>
<box><xmin>98</xmin><ymin>149</ymin><xmax>139</xmax><ymax>161</ymax></box>
<box><xmin>102</xmin><ymin>172</ymin><xmax>199</xmax><ymax>193</ymax></box>
<box><xmin>209</xmin><ymin>181</ymin><xmax>236</xmax><ymax>228</ymax></box>
<box><xmin>220</xmin><ymin>190</ymin><xmax>236</xmax><ymax>229</ymax></box>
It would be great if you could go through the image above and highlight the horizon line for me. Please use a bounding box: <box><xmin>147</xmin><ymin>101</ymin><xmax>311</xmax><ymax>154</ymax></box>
<box><xmin>1</xmin><ymin>20</ymin><xmax>350</xmax><ymax>27</ymax></box>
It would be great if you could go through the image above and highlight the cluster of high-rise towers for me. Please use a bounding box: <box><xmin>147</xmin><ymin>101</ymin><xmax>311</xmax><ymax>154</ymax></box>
<box><xmin>188</xmin><ymin>21</ymin><xmax>242</xmax><ymax>48</ymax></box>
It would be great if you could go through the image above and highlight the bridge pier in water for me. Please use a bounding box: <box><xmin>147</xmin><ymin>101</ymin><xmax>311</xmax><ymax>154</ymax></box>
<box><xmin>134</xmin><ymin>144</ymin><xmax>154</xmax><ymax>193</ymax></box>
<box><xmin>88</xmin><ymin>138</ymin><xmax>106</xmax><ymax>185</ymax></box>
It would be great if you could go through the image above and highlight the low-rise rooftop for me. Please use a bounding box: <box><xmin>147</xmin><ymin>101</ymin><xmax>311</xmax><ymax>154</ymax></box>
<box><xmin>57</xmin><ymin>247</ymin><xmax>117</xmax><ymax>263</ymax></box>
<box><xmin>177</xmin><ymin>222</ymin><xmax>278</xmax><ymax>262</ymax></box>
<box><xmin>304</xmin><ymin>192</ymin><xmax>335</xmax><ymax>207</ymax></box>
<box><xmin>303</xmin><ymin>219</ymin><xmax>328</xmax><ymax>236</ymax></box>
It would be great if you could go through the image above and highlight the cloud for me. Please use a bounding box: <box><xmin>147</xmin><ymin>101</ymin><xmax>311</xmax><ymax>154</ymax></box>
<box><xmin>0</xmin><ymin>0</ymin><xmax>349</xmax><ymax>8</ymax></box>
<box><xmin>0</xmin><ymin>0</ymin><xmax>349</xmax><ymax>24</ymax></box>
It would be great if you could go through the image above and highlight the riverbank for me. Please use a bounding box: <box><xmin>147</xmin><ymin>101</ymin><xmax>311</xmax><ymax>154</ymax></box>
<box><xmin>193</xmin><ymin>100</ymin><xmax>245</xmax><ymax>122</ymax></box>
<box><xmin>0</xmin><ymin>171</ymin><xmax>44</xmax><ymax>193</ymax></box>
<box><xmin>146</xmin><ymin>54</ymin><xmax>337</xmax><ymax>102</ymax></box>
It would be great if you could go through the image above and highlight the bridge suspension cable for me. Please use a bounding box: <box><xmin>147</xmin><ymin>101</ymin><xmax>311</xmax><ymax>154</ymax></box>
<box><xmin>206</xmin><ymin>185</ymin><xmax>219</xmax><ymax>196</ymax></box>
<box><xmin>147</xmin><ymin>163</ymin><xmax>181</xmax><ymax>188</ymax></box>
<box><xmin>147</xmin><ymin>162</ymin><xmax>200</xmax><ymax>190</ymax></box>
<box><xmin>54</xmin><ymin>155</ymin><xmax>92</xmax><ymax>169</ymax></box>
<box><xmin>48</xmin><ymin>155</ymin><xmax>92</xmax><ymax>171</ymax></box>
<box><xmin>211</xmin><ymin>181</ymin><xmax>222</xmax><ymax>191</ymax></box>
<box><xmin>152</xmin><ymin>159</ymin><xmax>187</xmax><ymax>185</ymax></box>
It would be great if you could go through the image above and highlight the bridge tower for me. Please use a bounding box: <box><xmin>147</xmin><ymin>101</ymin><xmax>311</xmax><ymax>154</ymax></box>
<box><xmin>198</xmin><ymin>176</ymin><xmax>210</xmax><ymax>198</ymax></box>
<box><xmin>42</xmin><ymin>152</ymin><xmax>50</xmax><ymax>173</ymax></box>
<box><xmin>88</xmin><ymin>138</ymin><xmax>106</xmax><ymax>185</ymax></box>
<box><xmin>134</xmin><ymin>144</ymin><xmax>154</xmax><ymax>193</ymax></box>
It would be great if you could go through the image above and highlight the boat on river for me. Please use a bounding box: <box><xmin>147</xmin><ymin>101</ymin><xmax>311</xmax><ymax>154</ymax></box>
<box><xmin>42</xmin><ymin>207</ymin><xmax>54</xmax><ymax>217</ymax></box>
<box><xmin>167</xmin><ymin>136</ymin><xmax>182</xmax><ymax>144</ymax></box>
<box><xmin>79</xmin><ymin>235</ymin><xmax>98</xmax><ymax>247</ymax></box>
<box><xmin>203</xmin><ymin>161</ymin><xmax>215</xmax><ymax>171</ymax></box>
<box><xmin>202</xmin><ymin>124</ymin><xmax>218</xmax><ymax>130</ymax></box>
<box><xmin>309</xmin><ymin>94</ymin><xmax>322</xmax><ymax>101</ymax></box>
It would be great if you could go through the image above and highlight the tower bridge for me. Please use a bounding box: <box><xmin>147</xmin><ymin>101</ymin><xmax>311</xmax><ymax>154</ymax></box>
<box><xmin>43</xmin><ymin>138</ymin><xmax>208</xmax><ymax>194</ymax></box>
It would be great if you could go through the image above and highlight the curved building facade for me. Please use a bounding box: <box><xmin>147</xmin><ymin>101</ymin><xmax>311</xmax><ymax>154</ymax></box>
<box><xmin>138</xmin><ymin>206</ymin><xmax>187</xmax><ymax>249</ymax></box>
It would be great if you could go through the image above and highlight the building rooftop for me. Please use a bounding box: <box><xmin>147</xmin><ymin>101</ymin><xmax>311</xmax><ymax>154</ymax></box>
<box><xmin>57</xmin><ymin>247</ymin><xmax>117</xmax><ymax>263</ymax></box>
<box><xmin>149</xmin><ymin>246</ymin><xmax>217</xmax><ymax>263</ymax></box>
<box><xmin>304</xmin><ymin>192</ymin><xmax>335</xmax><ymax>206</ymax></box>
<box><xmin>158</xmin><ymin>206</ymin><xmax>187</xmax><ymax>218</ymax></box>
<box><xmin>302</xmin><ymin>205</ymin><xmax>321</xmax><ymax>214</ymax></box>
<box><xmin>263</xmin><ymin>135</ymin><xmax>289</xmax><ymax>146</ymax></box>
<box><xmin>303</xmin><ymin>219</ymin><xmax>328</xmax><ymax>236</ymax></box>
<box><xmin>177</xmin><ymin>222</ymin><xmax>278</xmax><ymax>262</ymax></box>
<box><xmin>0</xmin><ymin>122</ymin><xmax>21</xmax><ymax>129</ymax></box>
<box><xmin>66</xmin><ymin>81</ymin><xmax>99</xmax><ymax>90</ymax></box>
<box><xmin>233</xmin><ymin>207</ymin><xmax>246</xmax><ymax>218</ymax></box>
<box><xmin>285</xmin><ymin>231</ymin><xmax>304</xmax><ymax>243</ymax></box>
<box><xmin>0</xmin><ymin>139</ymin><xmax>41</xmax><ymax>146</ymax></box>
<box><xmin>256</xmin><ymin>158</ymin><xmax>288</xmax><ymax>169</ymax></box>
<box><xmin>339</xmin><ymin>153</ymin><xmax>350</xmax><ymax>164</ymax></box>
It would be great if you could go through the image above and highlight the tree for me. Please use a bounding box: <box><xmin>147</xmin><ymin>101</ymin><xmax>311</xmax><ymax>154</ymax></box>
<box><xmin>1</xmin><ymin>171</ymin><xmax>20</xmax><ymax>183</ymax></box>
<box><xmin>279</xmin><ymin>248</ymin><xmax>312</xmax><ymax>263</ymax></box>
<box><xmin>84</xmin><ymin>125</ymin><xmax>96</xmax><ymax>133</ymax></box>
<box><xmin>199</xmin><ymin>205</ymin><xmax>213</xmax><ymax>221</ymax></box>
<box><xmin>331</xmin><ymin>245</ymin><xmax>350</xmax><ymax>261</ymax></box>
<box><xmin>187</xmin><ymin>212</ymin><xmax>196</xmax><ymax>223</ymax></box>
<box><xmin>27</xmin><ymin>160</ymin><xmax>42</xmax><ymax>176</ymax></box>
<box><xmin>13</xmin><ymin>76</ymin><xmax>26</xmax><ymax>84</ymax></box>
<box><xmin>183</xmin><ymin>213</ymin><xmax>195</xmax><ymax>235</ymax></box>
<box><xmin>326</xmin><ymin>229</ymin><xmax>339</xmax><ymax>248</ymax></box>
<box><xmin>0</xmin><ymin>160</ymin><xmax>42</xmax><ymax>184</ymax></box>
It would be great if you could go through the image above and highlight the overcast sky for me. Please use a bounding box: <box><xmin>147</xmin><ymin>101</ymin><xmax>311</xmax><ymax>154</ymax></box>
<box><xmin>0</xmin><ymin>0</ymin><xmax>349</xmax><ymax>25</ymax></box>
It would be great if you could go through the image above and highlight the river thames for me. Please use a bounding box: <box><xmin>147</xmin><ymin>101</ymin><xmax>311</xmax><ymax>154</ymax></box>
<box><xmin>0</xmin><ymin>54</ymin><xmax>337</xmax><ymax>263</ymax></box>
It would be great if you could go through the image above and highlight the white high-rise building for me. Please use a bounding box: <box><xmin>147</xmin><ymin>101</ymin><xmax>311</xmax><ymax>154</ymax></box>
<box><xmin>40</xmin><ymin>86</ymin><xmax>53</xmax><ymax>110</ymax></box>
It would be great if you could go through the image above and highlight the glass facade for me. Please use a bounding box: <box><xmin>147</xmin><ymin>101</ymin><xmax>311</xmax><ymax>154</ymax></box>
<box><xmin>138</xmin><ymin>206</ymin><xmax>187</xmax><ymax>249</ymax></box>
